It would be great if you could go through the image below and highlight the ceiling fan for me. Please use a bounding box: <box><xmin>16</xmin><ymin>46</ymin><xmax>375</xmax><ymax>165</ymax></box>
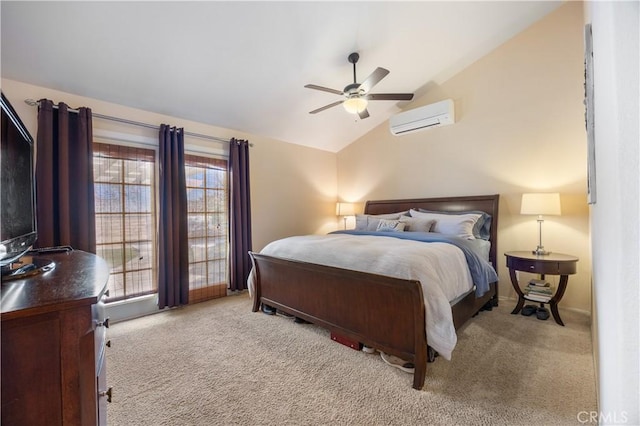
<box><xmin>305</xmin><ymin>52</ymin><xmax>414</xmax><ymax>119</ymax></box>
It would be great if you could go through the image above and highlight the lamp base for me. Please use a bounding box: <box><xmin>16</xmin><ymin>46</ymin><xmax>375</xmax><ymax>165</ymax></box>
<box><xmin>532</xmin><ymin>247</ymin><xmax>551</xmax><ymax>256</ymax></box>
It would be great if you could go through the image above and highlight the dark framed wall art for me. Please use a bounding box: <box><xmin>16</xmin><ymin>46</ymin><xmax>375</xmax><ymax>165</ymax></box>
<box><xmin>584</xmin><ymin>23</ymin><xmax>596</xmax><ymax>205</ymax></box>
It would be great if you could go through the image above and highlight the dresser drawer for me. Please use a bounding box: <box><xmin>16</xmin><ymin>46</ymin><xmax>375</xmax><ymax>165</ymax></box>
<box><xmin>92</xmin><ymin>293</ymin><xmax>109</xmax><ymax>371</ymax></box>
<box><xmin>97</xmin><ymin>348</ymin><xmax>109</xmax><ymax>426</ymax></box>
<box><xmin>92</xmin><ymin>291</ymin><xmax>110</xmax><ymax>426</ymax></box>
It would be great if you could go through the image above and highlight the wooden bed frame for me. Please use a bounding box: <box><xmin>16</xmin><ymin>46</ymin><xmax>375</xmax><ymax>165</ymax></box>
<box><xmin>248</xmin><ymin>194</ymin><xmax>499</xmax><ymax>390</ymax></box>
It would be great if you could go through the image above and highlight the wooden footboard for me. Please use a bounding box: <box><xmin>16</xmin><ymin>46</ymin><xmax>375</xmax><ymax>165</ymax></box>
<box><xmin>249</xmin><ymin>252</ymin><xmax>428</xmax><ymax>390</ymax></box>
<box><xmin>249</xmin><ymin>194</ymin><xmax>500</xmax><ymax>390</ymax></box>
<box><xmin>452</xmin><ymin>282</ymin><xmax>498</xmax><ymax>330</ymax></box>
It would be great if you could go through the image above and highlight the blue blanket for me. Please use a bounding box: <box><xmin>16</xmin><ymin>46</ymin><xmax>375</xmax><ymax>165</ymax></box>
<box><xmin>331</xmin><ymin>230</ymin><xmax>498</xmax><ymax>297</ymax></box>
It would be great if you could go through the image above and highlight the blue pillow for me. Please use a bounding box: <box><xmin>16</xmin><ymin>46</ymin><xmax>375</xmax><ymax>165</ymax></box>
<box><xmin>417</xmin><ymin>209</ymin><xmax>492</xmax><ymax>240</ymax></box>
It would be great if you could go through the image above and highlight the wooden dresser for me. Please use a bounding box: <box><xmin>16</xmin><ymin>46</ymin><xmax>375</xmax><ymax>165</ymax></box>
<box><xmin>1</xmin><ymin>250</ymin><xmax>111</xmax><ymax>425</ymax></box>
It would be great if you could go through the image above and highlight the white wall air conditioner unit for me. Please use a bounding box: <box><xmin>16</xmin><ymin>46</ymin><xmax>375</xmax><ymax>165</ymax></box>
<box><xmin>389</xmin><ymin>99</ymin><xmax>455</xmax><ymax>136</ymax></box>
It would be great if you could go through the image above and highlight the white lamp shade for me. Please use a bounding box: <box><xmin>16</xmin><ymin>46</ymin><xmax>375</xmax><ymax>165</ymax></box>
<box><xmin>520</xmin><ymin>193</ymin><xmax>561</xmax><ymax>216</ymax></box>
<box><xmin>336</xmin><ymin>202</ymin><xmax>355</xmax><ymax>216</ymax></box>
<box><xmin>343</xmin><ymin>97</ymin><xmax>368</xmax><ymax>114</ymax></box>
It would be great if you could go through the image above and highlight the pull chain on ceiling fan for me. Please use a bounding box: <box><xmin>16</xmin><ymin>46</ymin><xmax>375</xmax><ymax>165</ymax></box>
<box><xmin>305</xmin><ymin>52</ymin><xmax>414</xmax><ymax>119</ymax></box>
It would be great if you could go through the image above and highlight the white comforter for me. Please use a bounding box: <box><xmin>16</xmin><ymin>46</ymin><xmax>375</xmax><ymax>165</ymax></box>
<box><xmin>247</xmin><ymin>234</ymin><xmax>474</xmax><ymax>360</ymax></box>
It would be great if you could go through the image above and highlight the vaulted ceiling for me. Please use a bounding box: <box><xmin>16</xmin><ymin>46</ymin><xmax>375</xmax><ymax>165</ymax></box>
<box><xmin>1</xmin><ymin>1</ymin><xmax>562</xmax><ymax>152</ymax></box>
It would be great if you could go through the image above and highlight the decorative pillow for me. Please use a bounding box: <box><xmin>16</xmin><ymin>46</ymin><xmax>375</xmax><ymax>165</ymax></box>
<box><xmin>398</xmin><ymin>216</ymin><xmax>435</xmax><ymax>232</ymax></box>
<box><xmin>376</xmin><ymin>219</ymin><xmax>406</xmax><ymax>232</ymax></box>
<box><xmin>355</xmin><ymin>211</ymin><xmax>409</xmax><ymax>231</ymax></box>
<box><xmin>355</xmin><ymin>214</ymin><xmax>370</xmax><ymax>231</ymax></box>
<box><xmin>417</xmin><ymin>208</ymin><xmax>492</xmax><ymax>240</ymax></box>
<box><xmin>409</xmin><ymin>209</ymin><xmax>481</xmax><ymax>240</ymax></box>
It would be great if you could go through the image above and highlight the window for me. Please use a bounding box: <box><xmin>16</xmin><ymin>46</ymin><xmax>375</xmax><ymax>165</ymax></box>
<box><xmin>93</xmin><ymin>143</ymin><xmax>156</xmax><ymax>302</ymax></box>
<box><xmin>93</xmin><ymin>142</ymin><xmax>229</xmax><ymax>306</ymax></box>
<box><xmin>185</xmin><ymin>154</ymin><xmax>229</xmax><ymax>303</ymax></box>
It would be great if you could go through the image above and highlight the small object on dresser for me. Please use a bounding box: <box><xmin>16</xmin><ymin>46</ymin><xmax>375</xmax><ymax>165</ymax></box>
<box><xmin>28</xmin><ymin>245</ymin><xmax>74</xmax><ymax>254</ymax></box>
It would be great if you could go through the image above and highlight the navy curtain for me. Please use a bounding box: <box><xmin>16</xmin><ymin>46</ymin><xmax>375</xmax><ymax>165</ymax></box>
<box><xmin>157</xmin><ymin>124</ymin><xmax>189</xmax><ymax>308</ymax></box>
<box><xmin>35</xmin><ymin>99</ymin><xmax>96</xmax><ymax>253</ymax></box>
<box><xmin>228</xmin><ymin>138</ymin><xmax>252</xmax><ymax>291</ymax></box>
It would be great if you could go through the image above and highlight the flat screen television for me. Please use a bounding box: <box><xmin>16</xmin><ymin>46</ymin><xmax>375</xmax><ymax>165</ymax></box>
<box><xmin>1</xmin><ymin>92</ymin><xmax>37</xmax><ymax>268</ymax></box>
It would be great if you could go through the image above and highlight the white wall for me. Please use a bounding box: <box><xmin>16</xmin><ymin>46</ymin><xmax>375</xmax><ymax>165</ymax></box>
<box><xmin>587</xmin><ymin>2</ymin><xmax>639</xmax><ymax>424</ymax></box>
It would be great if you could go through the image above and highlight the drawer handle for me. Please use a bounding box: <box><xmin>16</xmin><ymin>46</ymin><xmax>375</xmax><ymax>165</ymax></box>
<box><xmin>96</xmin><ymin>318</ymin><xmax>110</xmax><ymax>328</ymax></box>
<box><xmin>530</xmin><ymin>266</ymin><xmax>535</xmax><ymax>269</ymax></box>
<box><xmin>99</xmin><ymin>387</ymin><xmax>113</xmax><ymax>403</ymax></box>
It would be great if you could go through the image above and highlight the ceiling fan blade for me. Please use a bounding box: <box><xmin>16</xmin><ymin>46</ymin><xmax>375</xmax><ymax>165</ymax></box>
<box><xmin>304</xmin><ymin>84</ymin><xmax>344</xmax><ymax>96</ymax></box>
<box><xmin>359</xmin><ymin>67</ymin><xmax>390</xmax><ymax>93</ymax></box>
<box><xmin>358</xmin><ymin>109</ymin><xmax>370</xmax><ymax>120</ymax></box>
<box><xmin>367</xmin><ymin>93</ymin><xmax>414</xmax><ymax>101</ymax></box>
<box><xmin>309</xmin><ymin>100</ymin><xmax>344</xmax><ymax>114</ymax></box>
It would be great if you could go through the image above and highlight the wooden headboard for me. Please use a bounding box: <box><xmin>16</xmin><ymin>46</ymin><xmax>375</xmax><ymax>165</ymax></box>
<box><xmin>364</xmin><ymin>194</ymin><xmax>500</xmax><ymax>268</ymax></box>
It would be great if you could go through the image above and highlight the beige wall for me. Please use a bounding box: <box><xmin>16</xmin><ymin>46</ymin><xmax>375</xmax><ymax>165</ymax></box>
<box><xmin>0</xmin><ymin>78</ymin><xmax>337</xmax><ymax>254</ymax></box>
<box><xmin>337</xmin><ymin>2</ymin><xmax>591</xmax><ymax>312</ymax></box>
<box><xmin>250</xmin><ymin>138</ymin><xmax>337</xmax><ymax>250</ymax></box>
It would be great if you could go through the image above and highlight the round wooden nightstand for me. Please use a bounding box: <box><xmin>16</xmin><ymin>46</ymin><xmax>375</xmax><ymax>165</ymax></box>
<box><xmin>504</xmin><ymin>251</ymin><xmax>579</xmax><ymax>326</ymax></box>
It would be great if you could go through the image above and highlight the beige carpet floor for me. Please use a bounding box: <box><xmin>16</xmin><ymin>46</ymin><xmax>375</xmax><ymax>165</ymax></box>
<box><xmin>106</xmin><ymin>293</ymin><xmax>596</xmax><ymax>425</ymax></box>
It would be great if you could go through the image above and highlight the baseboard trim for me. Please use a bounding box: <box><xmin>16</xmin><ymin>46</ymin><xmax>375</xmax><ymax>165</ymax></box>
<box><xmin>498</xmin><ymin>296</ymin><xmax>591</xmax><ymax>317</ymax></box>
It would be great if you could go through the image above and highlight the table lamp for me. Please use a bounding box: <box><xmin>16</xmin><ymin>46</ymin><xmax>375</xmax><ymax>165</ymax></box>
<box><xmin>336</xmin><ymin>202</ymin><xmax>355</xmax><ymax>229</ymax></box>
<box><xmin>520</xmin><ymin>193</ymin><xmax>561</xmax><ymax>255</ymax></box>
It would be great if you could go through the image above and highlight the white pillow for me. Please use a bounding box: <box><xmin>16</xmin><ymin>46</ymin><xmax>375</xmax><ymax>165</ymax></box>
<box><xmin>376</xmin><ymin>219</ymin><xmax>406</xmax><ymax>232</ymax></box>
<box><xmin>398</xmin><ymin>216</ymin><xmax>435</xmax><ymax>232</ymax></box>
<box><xmin>355</xmin><ymin>212</ymin><xmax>408</xmax><ymax>231</ymax></box>
<box><xmin>409</xmin><ymin>209</ymin><xmax>481</xmax><ymax>239</ymax></box>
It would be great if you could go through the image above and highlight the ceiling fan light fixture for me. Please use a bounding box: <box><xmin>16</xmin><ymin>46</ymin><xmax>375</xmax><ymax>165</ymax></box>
<box><xmin>305</xmin><ymin>52</ymin><xmax>413</xmax><ymax>118</ymax></box>
<box><xmin>343</xmin><ymin>97</ymin><xmax>368</xmax><ymax>114</ymax></box>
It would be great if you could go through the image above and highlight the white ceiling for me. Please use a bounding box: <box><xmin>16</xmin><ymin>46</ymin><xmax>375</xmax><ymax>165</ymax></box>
<box><xmin>1</xmin><ymin>1</ymin><xmax>562</xmax><ymax>152</ymax></box>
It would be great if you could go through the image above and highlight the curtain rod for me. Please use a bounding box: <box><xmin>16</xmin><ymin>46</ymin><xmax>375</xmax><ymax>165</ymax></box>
<box><xmin>24</xmin><ymin>98</ymin><xmax>249</xmax><ymax>145</ymax></box>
